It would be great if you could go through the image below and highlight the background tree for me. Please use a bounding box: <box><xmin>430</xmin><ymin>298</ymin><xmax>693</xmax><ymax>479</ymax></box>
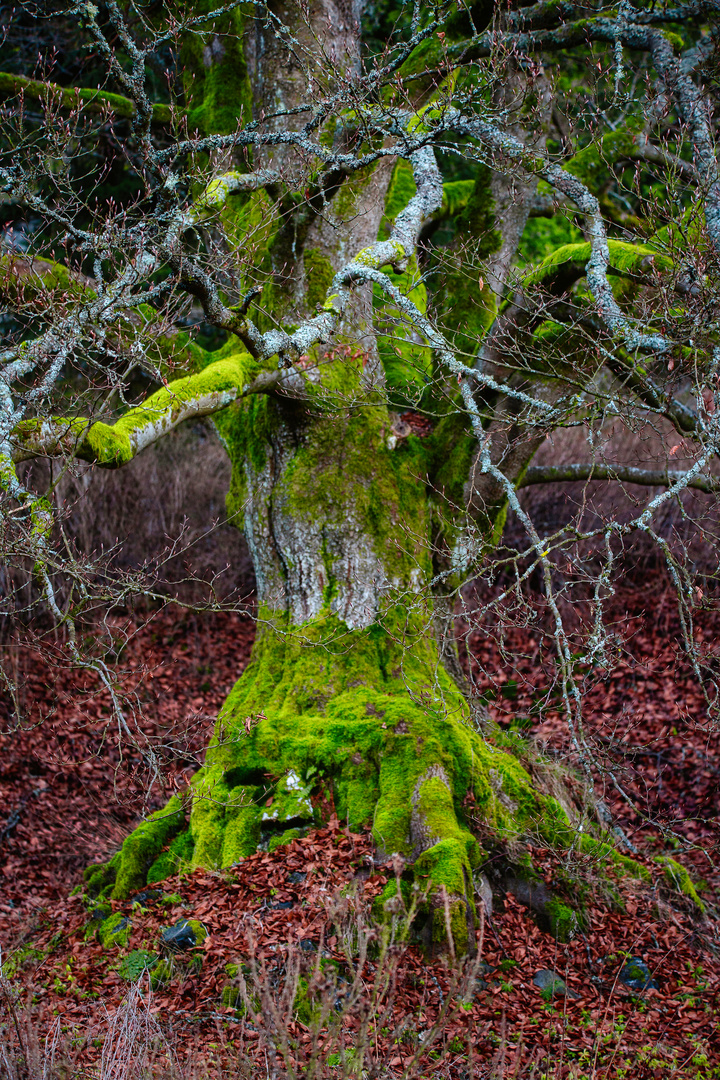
<box><xmin>1</xmin><ymin>0</ymin><xmax>718</xmax><ymax>948</ymax></box>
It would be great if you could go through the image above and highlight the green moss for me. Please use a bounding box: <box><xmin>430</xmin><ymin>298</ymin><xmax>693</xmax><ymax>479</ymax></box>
<box><xmin>294</xmin><ymin>976</ymin><xmax>322</xmax><ymax>1025</ymax></box>
<box><xmin>186</xmin><ymin>919</ymin><xmax>208</xmax><ymax>945</ymax></box>
<box><xmin>440</xmin><ymin>180</ymin><xmax>476</xmax><ymax>220</ymax></box>
<box><xmin>578</xmin><ymin>834</ymin><xmax>650</xmax><ymax>881</ymax></box>
<box><xmin>146</xmin><ymin>829</ymin><xmax>195</xmax><ymax>884</ymax></box>
<box><xmin>437</xmin><ymin>170</ymin><xmax>499</xmax><ymax>361</ymax></box>
<box><xmin>81</xmin><ymin>353</ymin><xmax>256</xmax><ymax>466</ymax></box>
<box><xmin>518</xmin><ymin>211</ymin><xmax>584</xmax><ymax>267</ymax></box>
<box><xmin>374</xmin><ymin>255</ymin><xmax>432</xmax><ymax>403</ymax></box>
<box><xmin>181</xmin><ymin>7</ymin><xmax>252</xmax><ymax>135</ymax></box>
<box><xmin>111</xmin><ymin>796</ymin><xmax>185</xmax><ymax>900</ymax></box>
<box><xmin>661</xmin><ymin>29</ymin><xmax>684</xmax><ymax>50</ymax></box>
<box><xmin>150</xmin><ymin>958</ymin><xmax>173</xmax><ymax>989</ymax></box>
<box><xmin>522</xmin><ymin>239</ymin><xmax>673</xmax><ymax>290</ymax></box>
<box><xmin>544</xmin><ymin>899</ymin><xmax>578</xmax><ymax>942</ymax></box>
<box><xmin>98</xmin><ymin>912</ymin><xmax>131</xmax><ymax>949</ymax></box>
<box><xmin>0</xmin><ymin>72</ymin><xmax>170</xmax><ymax>123</ymax></box>
<box><xmin>221</xmin><ymin>971</ymin><xmax>257</xmax><ymax>1016</ymax></box>
<box><xmin>429</xmin><ymin>411</ymin><xmax>476</xmax><ymax>508</ymax></box>
<box><xmin>84</xmin><ymin>851</ymin><xmax>122</xmax><ymax>897</ymax></box>
<box><xmin>432</xmin><ymin>895</ymin><xmax>471</xmax><ymax>953</ymax></box>
<box><xmin>189</xmin><ymin>765</ymin><xmax>230</xmax><ymax>868</ymax></box>
<box><xmin>303</xmin><ymin>248</ymin><xmax>335</xmax><ymax>310</ymax></box>
<box><xmin>0</xmin><ymin>253</ymin><xmax>87</xmax><ymax>303</ymax></box>
<box><xmin>222</xmin><ymin>789</ymin><xmax>262</xmax><ymax>865</ymax></box>
<box><xmin>457</xmin><ymin>165</ymin><xmax>501</xmax><ymax>253</ymax></box>
<box><xmin>382</xmin><ymin>159</ymin><xmax>417</xmax><ymax>232</ymax></box>
<box><xmin>656</xmin><ymin>857</ymin><xmax>704</xmax><ymax>910</ymax></box>
<box><xmin>83</xmin><ymin>902</ymin><xmax>112</xmax><ymax>940</ymax></box>
<box><xmin>374</xmin><ymin>876</ymin><xmax>413</xmax><ymax>919</ymax></box>
<box><xmin>221</xmin><ymin>983</ymin><xmax>243</xmax><ymax>1008</ymax></box>
<box><xmin>267</xmin><ymin>828</ymin><xmax>303</xmax><ymax>853</ymax></box>
<box><xmin>415</xmin><ymin>777</ymin><xmax>482</xmax><ymax>892</ymax></box>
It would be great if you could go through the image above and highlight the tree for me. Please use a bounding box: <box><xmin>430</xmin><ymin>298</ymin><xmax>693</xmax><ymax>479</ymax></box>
<box><xmin>1</xmin><ymin>0</ymin><xmax>718</xmax><ymax>949</ymax></box>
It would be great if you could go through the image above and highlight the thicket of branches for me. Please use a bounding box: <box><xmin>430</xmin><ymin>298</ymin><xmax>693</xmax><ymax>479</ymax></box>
<box><xmin>1</xmin><ymin>0</ymin><xmax>720</xmax><ymax>827</ymax></box>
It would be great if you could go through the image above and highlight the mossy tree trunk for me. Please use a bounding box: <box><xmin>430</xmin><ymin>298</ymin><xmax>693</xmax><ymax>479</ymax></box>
<box><xmin>5</xmin><ymin>0</ymin><xmax>715</xmax><ymax>951</ymax></box>
<box><xmin>107</xmin><ymin>370</ymin><xmax>576</xmax><ymax>950</ymax></box>
<box><xmin>86</xmin><ymin>2</ymin><xmax>595</xmax><ymax>952</ymax></box>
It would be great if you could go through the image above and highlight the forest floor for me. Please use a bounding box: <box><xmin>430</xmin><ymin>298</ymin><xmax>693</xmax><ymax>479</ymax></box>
<box><xmin>0</xmin><ymin>577</ymin><xmax>719</xmax><ymax>1078</ymax></box>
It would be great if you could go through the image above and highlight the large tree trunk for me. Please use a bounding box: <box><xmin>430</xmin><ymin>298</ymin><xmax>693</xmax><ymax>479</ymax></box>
<box><xmin>100</xmin><ymin>372</ymin><xmax>573</xmax><ymax>950</ymax></box>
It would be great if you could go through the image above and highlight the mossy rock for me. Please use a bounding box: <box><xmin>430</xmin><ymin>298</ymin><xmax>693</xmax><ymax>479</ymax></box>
<box><xmin>161</xmin><ymin>917</ymin><xmax>207</xmax><ymax>951</ymax></box>
<box><xmin>98</xmin><ymin>912</ymin><xmax>131</xmax><ymax>949</ymax></box>
<box><xmin>544</xmin><ymin>899</ymin><xmax>579</xmax><ymax>943</ymax></box>
<box><xmin>83</xmin><ymin>902</ymin><xmax>112</xmax><ymax>940</ymax></box>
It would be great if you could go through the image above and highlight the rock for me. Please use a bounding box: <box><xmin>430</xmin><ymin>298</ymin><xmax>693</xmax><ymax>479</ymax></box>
<box><xmin>533</xmin><ymin>969</ymin><xmax>580</xmax><ymax>999</ymax></box>
<box><xmin>131</xmin><ymin>889</ymin><xmax>162</xmax><ymax>907</ymax></box>
<box><xmin>619</xmin><ymin>956</ymin><xmax>656</xmax><ymax>992</ymax></box>
<box><xmin>504</xmin><ymin>874</ymin><xmax>579</xmax><ymax>942</ymax></box>
<box><xmin>288</xmin><ymin>871</ymin><xmax>307</xmax><ymax>884</ymax></box>
<box><xmin>504</xmin><ymin>875</ymin><xmax>551</xmax><ymax>913</ymax></box>
<box><xmin>88</xmin><ymin>904</ymin><xmax>111</xmax><ymax>924</ymax></box>
<box><xmin>161</xmin><ymin>918</ymin><xmax>207</xmax><ymax>951</ymax></box>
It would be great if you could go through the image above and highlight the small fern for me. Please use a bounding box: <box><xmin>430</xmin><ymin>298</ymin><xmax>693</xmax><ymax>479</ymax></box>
<box><xmin>116</xmin><ymin>950</ymin><xmax>158</xmax><ymax>982</ymax></box>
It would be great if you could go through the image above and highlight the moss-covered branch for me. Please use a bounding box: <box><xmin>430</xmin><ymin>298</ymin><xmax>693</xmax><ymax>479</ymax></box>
<box><xmin>521</xmin><ymin>239</ymin><xmax>674</xmax><ymax>290</ymax></box>
<box><xmin>520</xmin><ymin>463</ymin><xmax>720</xmax><ymax>494</ymax></box>
<box><xmin>0</xmin><ymin>72</ymin><xmax>171</xmax><ymax>124</ymax></box>
<box><xmin>10</xmin><ymin>353</ymin><xmax>281</xmax><ymax>466</ymax></box>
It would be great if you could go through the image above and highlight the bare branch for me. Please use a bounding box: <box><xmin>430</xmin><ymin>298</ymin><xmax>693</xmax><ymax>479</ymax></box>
<box><xmin>520</xmin><ymin>462</ymin><xmax>720</xmax><ymax>494</ymax></box>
